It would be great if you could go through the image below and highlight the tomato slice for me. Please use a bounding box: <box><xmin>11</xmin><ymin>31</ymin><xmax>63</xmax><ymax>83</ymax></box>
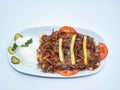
<box><xmin>56</xmin><ymin>69</ymin><xmax>79</xmax><ymax>76</ymax></box>
<box><xmin>59</xmin><ymin>26</ymin><xmax>77</xmax><ymax>33</ymax></box>
<box><xmin>99</xmin><ymin>42</ymin><xmax>108</xmax><ymax>60</ymax></box>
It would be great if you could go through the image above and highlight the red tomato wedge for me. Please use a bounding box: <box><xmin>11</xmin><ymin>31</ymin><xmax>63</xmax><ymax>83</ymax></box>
<box><xmin>56</xmin><ymin>69</ymin><xmax>79</xmax><ymax>76</ymax></box>
<box><xmin>59</xmin><ymin>26</ymin><xmax>77</xmax><ymax>33</ymax></box>
<box><xmin>99</xmin><ymin>42</ymin><xmax>108</xmax><ymax>60</ymax></box>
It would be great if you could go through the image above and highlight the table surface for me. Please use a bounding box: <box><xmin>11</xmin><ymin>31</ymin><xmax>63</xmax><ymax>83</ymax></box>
<box><xmin>0</xmin><ymin>0</ymin><xmax>120</xmax><ymax>90</ymax></box>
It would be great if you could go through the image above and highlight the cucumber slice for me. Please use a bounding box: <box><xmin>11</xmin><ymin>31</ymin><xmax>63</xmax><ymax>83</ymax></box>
<box><xmin>11</xmin><ymin>56</ymin><xmax>20</xmax><ymax>64</ymax></box>
<box><xmin>8</xmin><ymin>46</ymin><xmax>16</xmax><ymax>54</ymax></box>
<box><xmin>14</xmin><ymin>33</ymin><xmax>23</xmax><ymax>41</ymax></box>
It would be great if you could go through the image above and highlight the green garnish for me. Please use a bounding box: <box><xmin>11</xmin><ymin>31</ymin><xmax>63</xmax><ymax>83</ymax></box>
<box><xmin>8</xmin><ymin>38</ymin><xmax>33</xmax><ymax>55</ymax></box>
<box><xmin>21</xmin><ymin>38</ymin><xmax>33</xmax><ymax>47</ymax></box>
<box><xmin>12</xmin><ymin>43</ymin><xmax>18</xmax><ymax>51</ymax></box>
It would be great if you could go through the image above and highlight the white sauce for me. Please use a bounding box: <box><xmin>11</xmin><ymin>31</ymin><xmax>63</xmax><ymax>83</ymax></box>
<box><xmin>15</xmin><ymin>37</ymin><xmax>31</xmax><ymax>46</ymax></box>
<box><xmin>16</xmin><ymin>37</ymin><xmax>39</xmax><ymax>66</ymax></box>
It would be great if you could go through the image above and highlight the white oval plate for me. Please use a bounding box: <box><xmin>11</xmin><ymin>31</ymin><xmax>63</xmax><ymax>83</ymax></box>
<box><xmin>8</xmin><ymin>26</ymin><xmax>107</xmax><ymax>78</ymax></box>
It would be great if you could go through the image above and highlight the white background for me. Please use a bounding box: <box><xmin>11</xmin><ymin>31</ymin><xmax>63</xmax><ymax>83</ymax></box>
<box><xmin>0</xmin><ymin>0</ymin><xmax>120</xmax><ymax>90</ymax></box>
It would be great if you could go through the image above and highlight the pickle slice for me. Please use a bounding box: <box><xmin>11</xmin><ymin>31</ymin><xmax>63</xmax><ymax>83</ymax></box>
<box><xmin>58</xmin><ymin>38</ymin><xmax>64</xmax><ymax>62</ymax></box>
<box><xmin>11</xmin><ymin>56</ymin><xmax>20</xmax><ymax>64</ymax></box>
<box><xmin>70</xmin><ymin>34</ymin><xmax>76</xmax><ymax>65</ymax></box>
<box><xmin>83</xmin><ymin>35</ymin><xmax>88</xmax><ymax>65</ymax></box>
<box><xmin>14</xmin><ymin>33</ymin><xmax>23</xmax><ymax>41</ymax></box>
<box><xmin>8</xmin><ymin>46</ymin><xmax>16</xmax><ymax>54</ymax></box>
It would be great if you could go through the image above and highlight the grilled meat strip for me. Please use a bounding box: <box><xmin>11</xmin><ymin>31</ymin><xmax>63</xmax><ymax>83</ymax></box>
<box><xmin>37</xmin><ymin>30</ymin><xmax>100</xmax><ymax>73</ymax></box>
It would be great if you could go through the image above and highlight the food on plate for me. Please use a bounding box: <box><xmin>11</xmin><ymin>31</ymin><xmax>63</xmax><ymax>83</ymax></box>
<box><xmin>8</xmin><ymin>46</ymin><xmax>16</xmax><ymax>54</ymax></box>
<box><xmin>14</xmin><ymin>33</ymin><xmax>23</xmax><ymax>41</ymax></box>
<box><xmin>8</xmin><ymin>26</ymin><xmax>108</xmax><ymax>77</ymax></box>
<box><xmin>59</xmin><ymin>26</ymin><xmax>77</xmax><ymax>34</ymax></box>
<box><xmin>37</xmin><ymin>26</ymin><xmax>108</xmax><ymax>76</ymax></box>
<box><xmin>11</xmin><ymin>56</ymin><xmax>20</xmax><ymax>64</ymax></box>
<box><xmin>17</xmin><ymin>47</ymin><xmax>38</xmax><ymax>66</ymax></box>
<box><xmin>8</xmin><ymin>33</ymin><xmax>33</xmax><ymax>55</ymax></box>
<box><xmin>83</xmin><ymin>35</ymin><xmax>88</xmax><ymax>65</ymax></box>
<box><xmin>8</xmin><ymin>33</ymin><xmax>39</xmax><ymax>65</ymax></box>
<box><xmin>98</xmin><ymin>42</ymin><xmax>108</xmax><ymax>60</ymax></box>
